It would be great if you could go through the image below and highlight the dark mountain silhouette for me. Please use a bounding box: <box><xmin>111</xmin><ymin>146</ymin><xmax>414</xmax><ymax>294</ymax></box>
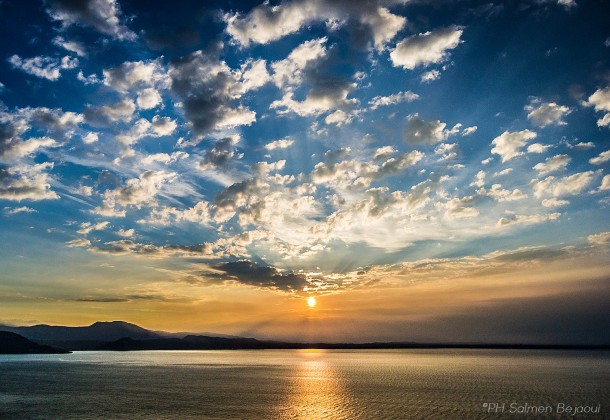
<box><xmin>0</xmin><ymin>321</ymin><xmax>160</xmax><ymax>342</ymax></box>
<box><xmin>2</xmin><ymin>321</ymin><xmax>608</xmax><ymax>352</ymax></box>
<box><xmin>0</xmin><ymin>331</ymin><xmax>69</xmax><ymax>354</ymax></box>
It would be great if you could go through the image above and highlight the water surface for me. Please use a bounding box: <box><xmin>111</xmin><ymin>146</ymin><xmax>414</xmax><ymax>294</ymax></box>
<box><xmin>0</xmin><ymin>349</ymin><xmax>608</xmax><ymax>419</ymax></box>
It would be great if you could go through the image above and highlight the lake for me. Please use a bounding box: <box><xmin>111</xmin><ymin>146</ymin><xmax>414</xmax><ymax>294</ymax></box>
<box><xmin>0</xmin><ymin>350</ymin><xmax>608</xmax><ymax>419</ymax></box>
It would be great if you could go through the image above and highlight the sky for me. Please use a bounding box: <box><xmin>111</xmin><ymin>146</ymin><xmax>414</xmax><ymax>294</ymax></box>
<box><xmin>0</xmin><ymin>0</ymin><xmax>609</xmax><ymax>344</ymax></box>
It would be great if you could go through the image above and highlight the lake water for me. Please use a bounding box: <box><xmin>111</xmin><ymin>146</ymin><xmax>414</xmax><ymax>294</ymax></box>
<box><xmin>0</xmin><ymin>350</ymin><xmax>608</xmax><ymax>419</ymax></box>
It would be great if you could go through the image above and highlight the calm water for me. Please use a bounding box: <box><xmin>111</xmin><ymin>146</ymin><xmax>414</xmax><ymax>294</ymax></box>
<box><xmin>0</xmin><ymin>350</ymin><xmax>608</xmax><ymax>419</ymax></box>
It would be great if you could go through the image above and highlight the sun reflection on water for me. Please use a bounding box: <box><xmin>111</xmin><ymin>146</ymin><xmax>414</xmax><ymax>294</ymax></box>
<box><xmin>278</xmin><ymin>349</ymin><xmax>356</xmax><ymax>419</ymax></box>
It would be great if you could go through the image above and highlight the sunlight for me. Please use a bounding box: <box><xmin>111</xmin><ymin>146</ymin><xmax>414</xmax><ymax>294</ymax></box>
<box><xmin>307</xmin><ymin>296</ymin><xmax>317</xmax><ymax>308</ymax></box>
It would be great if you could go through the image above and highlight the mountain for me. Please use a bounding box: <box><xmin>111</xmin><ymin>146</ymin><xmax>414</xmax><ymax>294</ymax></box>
<box><xmin>0</xmin><ymin>321</ymin><xmax>160</xmax><ymax>342</ymax></box>
<box><xmin>0</xmin><ymin>331</ymin><xmax>69</xmax><ymax>354</ymax></box>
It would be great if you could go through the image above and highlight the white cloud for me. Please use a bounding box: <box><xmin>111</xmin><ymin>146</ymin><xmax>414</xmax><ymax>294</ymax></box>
<box><xmin>103</xmin><ymin>60</ymin><xmax>167</xmax><ymax>92</ymax></box>
<box><xmin>151</xmin><ymin>116</ymin><xmax>177</xmax><ymax>137</ymax></box>
<box><xmin>369</xmin><ymin>91</ymin><xmax>419</xmax><ymax>109</ymax></box>
<box><xmin>82</xmin><ymin>132</ymin><xmax>99</xmax><ymax>144</ymax></box>
<box><xmin>265</xmin><ymin>138</ymin><xmax>295</xmax><ymax>151</ymax></box>
<box><xmin>525</xmin><ymin>98</ymin><xmax>571</xmax><ymax>127</ymax></box>
<box><xmin>573</xmin><ymin>142</ymin><xmax>595</xmax><ymax>149</ymax></box>
<box><xmin>373</xmin><ymin>146</ymin><xmax>396</xmax><ymax>160</ymax></box>
<box><xmin>478</xmin><ymin>184</ymin><xmax>527</xmax><ymax>202</ymax></box>
<box><xmin>597</xmin><ymin>113</ymin><xmax>610</xmax><ymax>127</ymax></box>
<box><xmin>585</xmin><ymin>88</ymin><xmax>610</xmax><ymax>111</ymax></box>
<box><xmin>585</xmin><ymin>87</ymin><xmax>610</xmax><ymax>128</ymax></box>
<box><xmin>541</xmin><ymin>198</ymin><xmax>569</xmax><ymax>208</ymax></box>
<box><xmin>117</xmin><ymin>228</ymin><xmax>135</xmax><ymax>237</ymax></box>
<box><xmin>420</xmin><ymin>69</ymin><xmax>440</xmax><ymax>83</ymax></box>
<box><xmin>600</xmin><ymin>175</ymin><xmax>610</xmax><ymax>191</ymax></box>
<box><xmin>311</xmin><ymin>151</ymin><xmax>423</xmax><ymax>190</ymax></box>
<box><xmin>527</xmin><ymin>143</ymin><xmax>551</xmax><ymax>154</ymax></box>
<box><xmin>94</xmin><ymin>171</ymin><xmax>177</xmax><ymax>216</ymax></box>
<box><xmin>390</xmin><ymin>26</ymin><xmax>463</xmax><ymax>70</ymax></box>
<box><xmin>533</xmin><ymin>154</ymin><xmax>570</xmax><ymax>175</ymax></box>
<box><xmin>0</xmin><ymin>137</ymin><xmax>58</xmax><ymax>162</ymax></box>
<box><xmin>3</xmin><ymin>206</ymin><xmax>37</xmax><ymax>215</ymax></box>
<box><xmin>225</xmin><ymin>0</ymin><xmax>405</xmax><ymax>50</ymax></box>
<box><xmin>531</xmin><ymin>171</ymin><xmax>596</xmax><ymax>198</ymax></box>
<box><xmin>462</xmin><ymin>126</ymin><xmax>477</xmax><ymax>136</ymax></box>
<box><xmin>497</xmin><ymin>212</ymin><xmax>560</xmax><ymax>227</ymax></box>
<box><xmin>589</xmin><ymin>150</ymin><xmax>610</xmax><ymax>165</ymax></box>
<box><xmin>8</xmin><ymin>54</ymin><xmax>78</xmax><ymax>81</ymax></box>
<box><xmin>491</xmin><ymin>129</ymin><xmax>537</xmax><ymax>162</ymax></box>
<box><xmin>272</xmin><ymin>38</ymin><xmax>328</xmax><ymax>89</ymax></box>
<box><xmin>77</xmin><ymin>221</ymin><xmax>110</xmax><ymax>235</ymax></box>
<box><xmin>0</xmin><ymin>162</ymin><xmax>59</xmax><ymax>201</ymax></box>
<box><xmin>136</xmin><ymin>88</ymin><xmax>162</xmax><ymax>110</ymax></box>
<box><xmin>53</xmin><ymin>36</ymin><xmax>87</xmax><ymax>56</ymax></box>
<box><xmin>588</xmin><ymin>231</ymin><xmax>610</xmax><ymax>245</ymax></box>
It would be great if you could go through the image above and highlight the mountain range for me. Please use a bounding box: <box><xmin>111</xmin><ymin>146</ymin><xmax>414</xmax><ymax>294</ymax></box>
<box><xmin>1</xmin><ymin>321</ymin><xmax>608</xmax><ymax>353</ymax></box>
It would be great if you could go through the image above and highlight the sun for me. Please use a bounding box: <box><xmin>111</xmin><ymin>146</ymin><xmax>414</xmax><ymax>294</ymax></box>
<box><xmin>307</xmin><ymin>296</ymin><xmax>317</xmax><ymax>308</ymax></box>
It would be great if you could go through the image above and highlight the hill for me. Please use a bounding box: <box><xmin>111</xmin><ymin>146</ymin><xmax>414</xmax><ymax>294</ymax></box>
<box><xmin>0</xmin><ymin>331</ymin><xmax>69</xmax><ymax>354</ymax></box>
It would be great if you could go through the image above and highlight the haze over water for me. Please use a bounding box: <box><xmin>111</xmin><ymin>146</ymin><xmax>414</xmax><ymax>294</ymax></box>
<box><xmin>1</xmin><ymin>349</ymin><xmax>608</xmax><ymax>419</ymax></box>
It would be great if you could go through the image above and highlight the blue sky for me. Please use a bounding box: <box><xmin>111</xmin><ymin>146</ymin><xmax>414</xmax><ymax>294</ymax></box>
<box><xmin>0</xmin><ymin>0</ymin><xmax>609</xmax><ymax>342</ymax></box>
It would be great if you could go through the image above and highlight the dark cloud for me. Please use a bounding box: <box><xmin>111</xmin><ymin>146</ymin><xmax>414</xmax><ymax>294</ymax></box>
<box><xmin>169</xmin><ymin>49</ymin><xmax>255</xmax><ymax>137</ymax></box>
<box><xmin>45</xmin><ymin>0</ymin><xmax>136</xmax><ymax>41</ymax></box>
<box><xmin>200</xmin><ymin>136</ymin><xmax>239</xmax><ymax>170</ymax></box>
<box><xmin>209</xmin><ymin>260</ymin><xmax>308</xmax><ymax>292</ymax></box>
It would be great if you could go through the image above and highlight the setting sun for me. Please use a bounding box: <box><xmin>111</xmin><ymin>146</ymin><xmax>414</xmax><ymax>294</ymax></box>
<box><xmin>307</xmin><ymin>297</ymin><xmax>317</xmax><ymax>308</ymax></box>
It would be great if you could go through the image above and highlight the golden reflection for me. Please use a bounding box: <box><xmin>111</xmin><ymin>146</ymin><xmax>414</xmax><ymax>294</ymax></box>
<box><xmin>278</xmin><ymin>349</ymin><xmax>356</xmax><ymax>419</ymax></box>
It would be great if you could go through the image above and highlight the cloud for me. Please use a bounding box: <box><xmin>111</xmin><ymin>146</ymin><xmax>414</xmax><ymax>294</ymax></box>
<box><xmin>420</xmin><ymin>69</ymin><xmax>440</xmax><ymax>83</ymax></box>
<box><xmin>0</xmin><ymin>163</ymin><xmax>59</xmax><ymax>201</ymax></box>
<box><xmin>531</xmin><ymin>171</ymin><xmax>596</xmax><ymax>198</ymax></box>
<box><xmin>588</xmin><ymin>231</ymin><xmax>610</xmax><ymax>245</ymax></box>
<box><xmin>22</xmin><ymin>107</ymin><xmax>83</xmax><ymax>136</ymax></box>
<box><xmin>224</xmin><ymin>0</ymin><xmax>405</xmax><ymax>50</ymax></box>
<box><xmin>584</xmin><ymin>87</ymin><xmax>610</xmax><ymax>128</ymax></box>
<box><xmin>541</xmin><ymin>198</ymin><xmax>569</xmax><ymax>208</ymax></box>
<box><xmin>45</xmin><ymin>0</ymin><xmax>136</xmax><ymax>41</ymax></box>
<box><xmin>478</xmin><ymin>184</ymin><xmax>527</xmax><ymax>202</ymax></box>
<box><xmin>265</xmin><ymin>138</ymin><xmax>295</xmax><ymax>151</ymax></box>
<box><xmin>490</xmin><ymin>129</ymin><xmax>537</xmax><ymax>162</ymax></box>
<box><xmin>0</xmin><ymin>137</ymin><xmax>58</xmax><ymax>162</ymax></box>
<box><xmin>3</xmin><ymin>206</ymin><xmax>37</xmax><ymax>215</ymax></box>
<box><xmin>369</xmin><ymin>91</ymin><xmax>419</xmax><ymax>109</ymax></box>
<box><xmin>589</xmin><ymin>149</ymin><xmax>610</xmax><ymax>165</ymax></box>
<box><xmin>200</xmin><ymin>136</ymin><xmax>240</xmax><ymax>170</ymax></box>
<box><xmin>8</xmin><ymin>55</ymin><xmax>78</xmax><ymax>81</ymax></box>
<box><xmin>208</xmin><ymin>260</ymin><xmax>307</xmax><ymax>293</ymax></box>
<box><xmin>311</xmin><ymin>151</ymin><xmax>422</xmax><ymax>190</ymax></box>
<box><xmin>403</xmin><ymin>113</ymin><xmax>460</xmax><ymax>145</ymax></box>
<box><xmin>103</xmin><ymin>60</ymin><xmax>167</xmax><ymax>92</ymax></box>
<box><xmin>526</xmin><ymin>143</ymin><xmax>551</xmax><ymax>154</ymax></box>
<box><xmin>94</xmin><ymin>170</ymin><xmax>177</xmax><ymax>216</ymax></box>
<box><xmin>390</xmin><ymin>26</ymin><xmax>463</xmax><ymax>70</ymax></box>
<box><xmin>141</xmin><ymin>201</ymin><xmax>210</xmax><ymax>226</ymax></box>
<box><xmin>84</xmin><ymin>99</ymin><xmax>136</xmax><ymax>126</ymax></box>
<box><xmin>497</xmin><ymin>212</ymin><xmax>560</xmax><ymax>227</ymax></box>
<box><xmin>52</xmin><ymin>36</ymin><xmax>87</xmax><ymax>56</ymax></box>
<box><xmin>533</xmin><ymin>154</ymin><xmax>570</xmax><ymax>175</ymax></box>
<box><xmin>169</xmin><ymin>50</ymin><xmax>259</xmax><ymax>136</ymax></box>
<box><xmin>525</xmin><ymin>98</ymin><xmax>571</xmax><ymax>127</ymax></box>
<box><xmin>77</xmin><ymin>221</ymin><xmax>110</xmax><ymax>235</ymax></box>
<box><xmin>600</xmin><ymin>175</ymin><xmax>610</xmax><ymax>191</ymax></box>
